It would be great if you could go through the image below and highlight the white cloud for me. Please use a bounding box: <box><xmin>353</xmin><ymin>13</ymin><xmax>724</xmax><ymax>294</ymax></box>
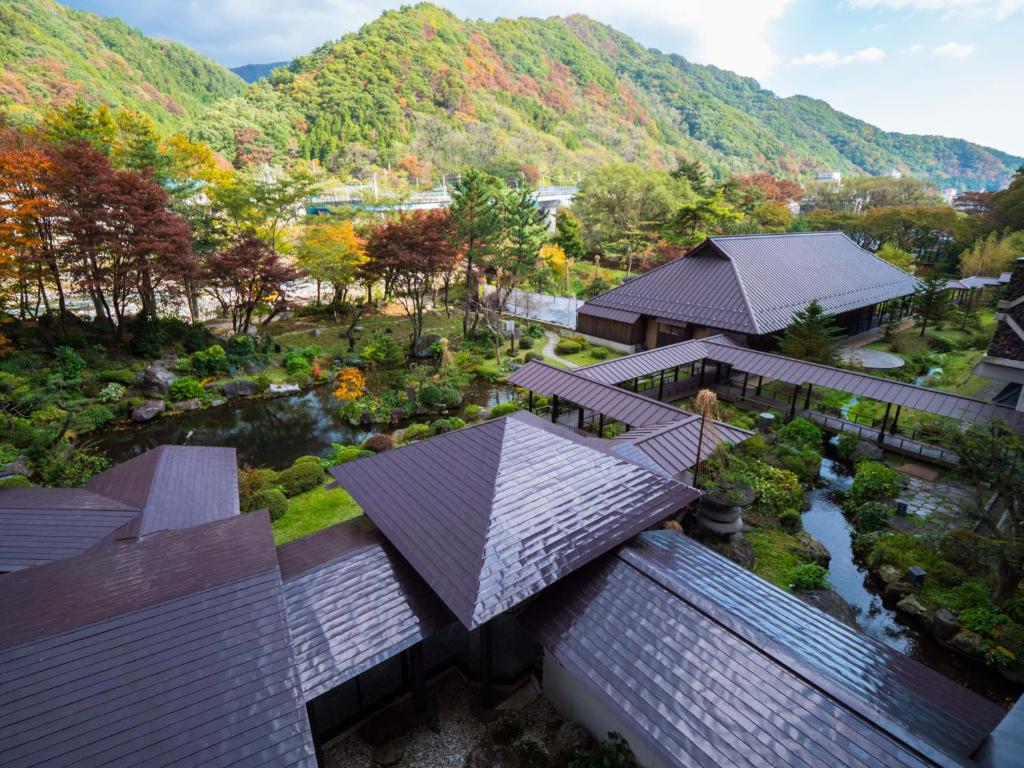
<box><xmin>903</xmin><ymin>43</ymin><xmax>925</xmax><ymax>54</ymax></box>
<box><xmin>792</xmin><ymin>47</ymin><xmax>887</xmax><ymax>67</ymax></box>
<box><xmin>933</xmin><ymin>41</ymin><xmax>977</xmax><ymax>57</ymax></box>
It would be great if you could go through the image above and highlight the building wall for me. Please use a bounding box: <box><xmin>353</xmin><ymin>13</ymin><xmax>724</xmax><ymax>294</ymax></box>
<box><xmin>575</xmin><ymin>313</ymin><xmax>643</xmax><ymax>346</ymax></box>
<box><xmin>542</xmin><ymin>653</ymin><xmax>670</xmax><ymax>768</ymax></box>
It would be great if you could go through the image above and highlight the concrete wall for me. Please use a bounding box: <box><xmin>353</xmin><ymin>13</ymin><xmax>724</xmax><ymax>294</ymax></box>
<box><xmin>576</xmin><ymin>332</ymin><xmax>638</xmax><ymax>354</ymax></box>
<box><xmin>542</xmin><ymin>653</ymin><xmax>670</xmax><ymax>768</ymax></box>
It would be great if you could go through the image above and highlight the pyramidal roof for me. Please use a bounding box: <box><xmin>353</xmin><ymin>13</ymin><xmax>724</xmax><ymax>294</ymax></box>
<box><xmin>329</xmin><ymin>411</ymin><xmax>698</xmax><ymax>628</ymax></box>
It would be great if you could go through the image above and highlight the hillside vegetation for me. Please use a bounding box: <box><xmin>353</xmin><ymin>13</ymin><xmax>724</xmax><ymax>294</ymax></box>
<box><xmin>200</xmin><ymin>3</ymin><xmax>1020</xmax><ymax>189</ymax></box>
<box><xmin>0</xmin><ymin>0</ymin><xmax>245</xmax><ymax>131</ymax></box>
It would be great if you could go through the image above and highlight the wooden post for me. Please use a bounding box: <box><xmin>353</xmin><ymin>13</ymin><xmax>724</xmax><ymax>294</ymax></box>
<box><xmin>699</xmin><ymin>360</ymin><xmax>707</xmax><ymax>387</ymax></box>
<box><xmin>409</xmin><ymin>644</ymin><xmax>427</xmax><ymax>714</ymax></box>
<box><xmin>788</xmin><ymin>385</ymin><xmax>800</xmax><ymax>421</ymax></box>
<box><xmin>632</xmin><ymin>377</ymin><xmax>639</xmax><ymax>392</ymax></box>
<box><xmin>877</xmin><ymin>402</ymin><xmax>892</xmax><ymax>444</ymax></box>
<box><xmin>756</xmin><ymin>375</ymin><xmax>763</xmax><ymax>396</ymax></box>
<box><xmin>577</xmin><ymin>407</ymin><xmax>585</xmax><ymax>430</ymax></box>
<box><xmin>674</xmin><ymin>366</ymin><xmax>680</xmax><ymax>382</ymax></box>
<box><xmin>803</xmin><ymin>383</ymin><xmax>813</xmax><ymax>411</ymax></box>
<box><xmin>658</xmin><ymin>370</ymin><xmax>665</xmax><ymax>401</ymax></box>
<box><xmin>741</xmin><ymin>371</ymin><xmax>749</xmax><ymax>399</ymax></box>
<box><xmin>551</xmin><ymin>395</ymin><xmax>559</xmax><ymax>424</ymax></box>
<box><xmin>527</xmin><ymin>391</ymin><xmax>534</xmax><ymax>412</ymax></box>
<box><xmin>892</xmin><ymin>404</ymin><xmax>902</xmax><ymax>434</ymax></box>
<box><xmin>479</xmin><ymin>622</ymin><xmax>493</xmax><ymax>710</ymax></box>
<box><xmin>694</xmin><ymin>415</ymin><xmax>707</xmax><ymax>486</ymax></box>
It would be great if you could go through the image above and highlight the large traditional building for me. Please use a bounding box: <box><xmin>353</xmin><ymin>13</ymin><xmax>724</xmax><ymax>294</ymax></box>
<box><xmin>576</xmin><ymin>232</ymin><xmax>919</xmax><ymax>351</ymax></box>
<box><xmin>976</xmin><ymin>257</ymin><xmax>1024</xmax><ymax>410</ymax></box>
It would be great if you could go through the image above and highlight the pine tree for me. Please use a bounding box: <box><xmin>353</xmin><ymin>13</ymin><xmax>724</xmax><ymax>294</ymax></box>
<box><xmin>779</xmin><ymin>299</ymin><xmax>842</xmax><ymax>365</ymax></box>
<box><xmin>554</xmin><ymin>208</ymin><xmax>585</xmax><ymax>261</ymax></box>
<box><xmin>912</xmin><ymin>276</ymin><xmax>952</xmax><ymax>337</ymax></box>
<box><xmin>448</xmin><ymin>169</ymin><xmax>503</xmax><ymax>335</ymax></box>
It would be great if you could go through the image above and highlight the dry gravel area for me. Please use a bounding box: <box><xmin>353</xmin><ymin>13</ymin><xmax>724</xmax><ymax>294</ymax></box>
<box><xmin>326</xmin><ymin>673</ymin><xmax>563</xmax><ymax>768</ymax></box>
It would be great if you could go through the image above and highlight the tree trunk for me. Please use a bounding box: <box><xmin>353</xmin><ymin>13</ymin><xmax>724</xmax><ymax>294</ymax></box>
<box><xmin>994</xmin><ymin>557</ymin><xmax>1023</xmax><ymax>605</ymax></box>
<box><xmin>462</xmin><ymin>253</ymin><xmax>474</xmax><ymax>336</ymax></box>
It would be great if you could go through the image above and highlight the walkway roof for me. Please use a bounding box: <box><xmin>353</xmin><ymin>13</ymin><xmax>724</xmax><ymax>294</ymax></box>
<box><xmin>523</xmin><ymin>530</ymin><xmax>1005</xmax><ymax>768</ymax></box>
<box><xmin>278</xmin><ymin>518</ymin><xmax>452</xmax><ymax>701</ymax></box>
<box><xmin>507</xmin><ymin>360</ymin><xmax>688</xmax><ymax>426</ymax></box>
<box><xmin>612</xmin><ymin>417</ymin><xmax>753</xmax><ymax>476</ymax></box>
<box><xmin>0</xmin><ymin>511</ymin><xmax>316</xmax><ymax>768</ymax></box>
<box><xmin>578</xmin><ymin>336</ymin><xmax>1023</xmax><ymax>427</ymax></box>
<box><xmin>329</xmin><ymin>411</ymin><xmax>698</xmax><ymax>629</ymax></box>
<box><xmin>581</xmin><ymin>232</ymin><xmax>919</xmax><ymax>335</ymax></box>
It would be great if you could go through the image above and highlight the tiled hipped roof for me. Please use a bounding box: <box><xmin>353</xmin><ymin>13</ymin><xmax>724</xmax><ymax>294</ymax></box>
<box><xmin>581</xmin><ymin>232</ymin><xmax>919</xmax><ymax>335</ymax></box>
<box><xmin>987</xmin><ymin>257</ymin><xmax>1024</xmax><ymax>362</ymax></box>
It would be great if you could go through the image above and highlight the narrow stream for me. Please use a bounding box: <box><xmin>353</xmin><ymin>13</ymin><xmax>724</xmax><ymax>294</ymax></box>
<box><xmin>802</xmin><ymin>447</ymin><xmax>1021</xmax><ymax>704</ymax></box>
<box><xmin>92</xmin><ymin>380</ymin><xmax>514</xmax><ymax>469</ymax></box>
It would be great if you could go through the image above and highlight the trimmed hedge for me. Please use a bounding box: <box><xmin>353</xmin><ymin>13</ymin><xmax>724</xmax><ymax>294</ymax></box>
<box><xmin>278</xmin><ymin>458</ymin><xmax>325</xmax><ymax>497</ymax></box>
<box><xmin>555</xmin><ymin>339</ymin><xmax>582</xmax><ymax>355</ymax></box>
<box><xmin>848</xmin><ymin>461</ymin><xmax>901</xmax><ymax>506</ymax></box>
<box><xmin>253</xmin><ymin>488</ymin><xmax>288</xmax><ymax>521</ymax></box>
<box><xmin>489</xmin><ymin>401</ymin><xmax>523</xmax><ymax>418</ymax></box>
<box><xmin>789</xmin><ymin>563</ymin><xmax>829</xmax><ymax>591</ymax></box>
<box><xmin>363</xmin><ymin>434</ymin><xmax>394</xmax><ymax>452</ymax></box>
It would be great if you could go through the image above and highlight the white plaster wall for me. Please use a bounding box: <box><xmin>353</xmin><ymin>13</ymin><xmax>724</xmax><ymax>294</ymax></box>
<box><xmin>542</xmin><ymin>653</ymin><xmax>671</xmax><ymax>768</ymax></box>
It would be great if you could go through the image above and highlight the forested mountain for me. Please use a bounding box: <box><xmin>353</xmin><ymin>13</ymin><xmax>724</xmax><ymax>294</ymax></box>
<box><xmin>231</xmin><ymin>62</ymin><xmax>288</xmax><ymax>83</ymax></box>
<box><xmin>2</xmin><ymin>1</ymin><xmax>1019</xmax><ymax>189</ymax></box>
<box><xmin>0</xmin><ymin>0</ymin><xmax>245</xmax><ymax>131</ymax></box>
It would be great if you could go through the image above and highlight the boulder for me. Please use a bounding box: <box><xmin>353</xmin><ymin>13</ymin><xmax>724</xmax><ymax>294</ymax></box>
<box><xmin>896</xmin><ymin>594</ymin><xmax>929</xmax><ymax>620</ymax></box>
<box><xmin>131</xmin><ymin>400</ymin><xmax>165</xmax><ymax>422</ymax></box>
<box><xmin>172</xmin><ymin>398</ymin><xmax>203</xmax><ymax>412</ymax></box>
<box><xmin>2</xmin><ymin>456</ymin><xmax>32</xmax><ymax>477</ymax></box>
<box><xmin>413</xmin><ymin>334</ymin><xmax>441</xmax><ymax>359</ymax></box>
<box><xmin>928</xmin><ymin>608</ymin><xmax>961</xmax><ymax>641</ymax></box>
<box><xmin>371</xmin><ymin>742</ymin><xmax>404</xmax><ymax>767</ymax></box>
<box><xmin>221</xmin><ymin>380</ymin><xmax>261</xmax><ymax>398</ymax></box>
<box><xmin>877</xmin><ymin>565</ymin><xmax>901</xmax><ymax>585</ymax></box>
<box><xmin>309</xmin><ymin>328</ymin><xmax>322</xmax><ymax>338</ymax></box>
<box><xmin>550</xmin><ymin>724</ymin><xmax>593</xmax><ymax>768</ymax></box>
<box><xmin>141</xmin><ymin>361</ymin><xmax>175</xmax><ymax>395</ymax></box>
<box><xmin>884</xmin><ymin>581</ymin><xmax>913</xmax><ymax>598</ymax></box>
<box><xmin>790</xmin><ymin>532</ymin><xmax>831</xmax><ymax>567</ymax></box>
<box><xmin>850</xmin><ymin>441</ymin><xmax>884</xmax><ymax>463</ymax></box>
<box><xmin>799</xmin><ymin>589</ymin><xmax>858</xmax><ymax>627</ymax></box>
<box><xmin>267</xmin><ymin>383</ymin><xmax>301</xmax><ymax>397</ymax></box>
<box><xmin>465</xmin><ymin>744</ymin><xmax>520</xmax><ymax>768</ymax></box>
<box><xmin>243</xmin><ymin>360</ymin><xmax>265</xmax><ymax>374</ymax></box>
<box><xmin>388</xmin><ymin>408</ymin><xmax>407</xmax><ymax>426</ymax></box>
<box><xmin>209</xmin><ymin>398</ymin><xmax>226</xmax><ymax>408</ymax></box>
<box><xmin>948</xmin><ymin>630</ymin><xmax>986</xmax><ymax>659</ymax></box>
<box><xmin>720</xmin><ymin>531</ymin><xmax>755</xmax><ymax>568</ymax></box>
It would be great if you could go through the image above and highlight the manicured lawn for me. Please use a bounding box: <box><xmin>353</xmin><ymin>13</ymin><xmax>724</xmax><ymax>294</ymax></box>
<box><xmin>747</xmin><ymin>529</ymin><xmax>803</xmax><ymax>591</ymax></box>
<box><xmin>558</xmin><ymin>345</ymin><xmax>624</xmax><ymax>367</ymax></box>
<box><xmin>272</xmin><ymin>483</ymin><xmax>362</xmax><ymax>544</ymax></box>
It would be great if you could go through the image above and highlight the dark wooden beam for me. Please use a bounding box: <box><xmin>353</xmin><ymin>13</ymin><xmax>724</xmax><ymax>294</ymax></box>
<box><xmin>788</xmin><ymin>385</ymin><xmax>800</xmax><ymax>421</ymax></box>
<box><xmin>658</xmin><ymin>369</ymin><xmax>665</xmax><ymax>401</ymax></box>
<box><xmin>527</xmin><ymin>391</ymin><xmax>534</xmax><ymax>412</ymax></box>
<box><xmin>577</xmin><ymin>407</ymin><xmax>585</xmax><ymax>430</ymax></box>
<box><xmin>698</xmin><ymin>359</ymin><xmax>707</xmax><ymax>387</ymax></box>
<box><xmin>892</xmin><ymin>404</ymin><xmax>902</xmax><ymax>434</ymax></box>
<box><xmin>409</xmin><ymin>644</ymin><xmax>427</xmax><ymax>714</ymax></box>
<box><xmin>598</xmin><ymin>413</ymin><xmax>605</xmax><ymax>438</ymax></box>
<box><xmin>803</xmin><ymin>383</ymin><xmax>813</xmax><ymax>411</ymax></box>
<box><xmin>741</xmin><ymin>371</ymin><xmax>749</xmax><ymax>399</ymax></box>
<box><xmin>551</xmin><ymin>395</ymin><xmax>559</xmax><ymax>423</ymax></box>
<box><xmin>877</xmin><ymin>402</ymin><xmax>892</xmax><ymax>444</ymax></box>
<box><xmin>479</xmin><ymin>623</ymin><xmax>493</xmax><ymax>710</ymax></box>
<box><xmin>756</xmin><ymin>375</ymin><xmax>763</xmax><ymax>396</ymax></box>
<box><xmin>306</xmin><ymin>702</ymin><xmax>325</xmax><ymax>768</ymax></box>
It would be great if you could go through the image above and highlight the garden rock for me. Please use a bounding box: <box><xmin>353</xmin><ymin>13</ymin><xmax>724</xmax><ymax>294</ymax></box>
<box><xmin>210</xmin><ymin>398</ymin><xmax>226</xmax><ymax>407</ymax></box>
<box><xmin>131</xmin><ymin>400</ymin><xmax>165</xmax><ymax>422</ymax></box>
<box><xmin>414</xmin><ymin>334</ymin><xmax>442</xmax><ymax>359</ymax></box>
<box><xmin>243</xmin><ymin>360</ymin><xmax>265</xmax><ymax>374</ymax></box>
<box><xmin>371</xmin><ymin>742</ymin><xmax>405</xmax><ymax>767</ymax></box>
<box><xmin>884</xmin><ymin>580</ymin><xmax>913</xmax><ymax>598</ymax></box>
<box><xmin>466</xmin><ymin>744</ymin><xmax>520</xmax><ymax>768</ymax></box>
<box><xmin>388</xmin><ymin>408</ymin><xmax>406</xmax><ymax>426</ymax></box>
<box><xmin>309</xmin><ymin>328</ymin><xmax>322</xmax><ymax>338</ymax></box>
<box><xmin>551</xmin><ymin>723</ymin><xmax>593</xmax><ymax>768</ymax></box>
<box><xmin>2</xmin><ymin>457</ymin><xmax>31</xmax><ymax>477</ymax></box>
<box><xmin>173</xmin><ymin>398</ymin><xmax>203</xmax><ymax>412</ymax></box>
<box><xmin>799</xmin><ymin>589</ymin><xmax>857</xmax><ymax>627</ymax></box>
<box><xmin>268</xmin><ymin>383</ymin><xmax>301</xmax><ymax>397</ymax></box>
<box><xmin>721</xmin><ymin>531</ymin><xmax>755</xmax><ymax>568</ymax></box>
<box><xmin>896</xmin><ymin>594</ymin><xmax>929</xmax><ymax>620</ymax></box>
<box><xmin>948</xmin><ymin>630</ymin><xmax>986</xmax><ymax>659</ymax></box>
<box><xmin>141</xmin><ymin>361</ymin><xmax>175</xmax><ymax>395</ymax></box>
<box><xmin>928</xmin><ymin>608</ymin><xmax>961</xmax><ymax>640</ymax></box>
<box><xmin>850</xmin><ymin>441</ymin><xmax>884</xmax><ymax>463</ymax></box>
<box><xmin>877</xmin><ymin>565</ymin><xmax>901</xmax><ymax>585</ymax></box>
<box><xmin>790</xmin><ymin>532</ymin><xmax>831</xmax><ymax>567</ymax></box>
<box><xmin>221</xmin><ymin>380</ymin><xmax>260</xmax><ymax>397</ymax></box>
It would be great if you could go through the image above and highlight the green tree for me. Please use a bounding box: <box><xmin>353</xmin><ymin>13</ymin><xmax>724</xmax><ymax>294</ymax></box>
<box><xmin>448</xmin><ymin>169</ymin><xmax>503</xmax><ymax>335</ymax></box>
<box><xmin>991</xmin><ymin>166</ymin><xmax>1024</xmax><ymax>232</ymax></box>
<box><xmin>554</xmin><ymin>207</ymin><xmax>585</xmax><ymax>261</ymax></box>
<box><xmin>495</xmin><ymin>183</ymin><xmax>547</xmax><ymax>309</ymax></box>
<box><xmin>875</xmin><ymin>243</ymin><xmax>915</xmax><ymax>273</ymax></box>
<box><xmin>912</xmin><ymin>276</ymin><xmax>952</xmax><ymax>337</ymax></box>
<box><xmin>296</xmin><ymin>218</ymin><xmax>367</xmax><ymax>314</ymax></box>
<box><xmin>779</xmin><ymin>300</ymin><xmax>841</xmax><ymax>365</ymax></box>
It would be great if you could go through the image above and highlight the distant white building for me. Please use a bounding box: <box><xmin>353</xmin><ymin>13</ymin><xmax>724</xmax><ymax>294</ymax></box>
<box><xmin>942</xmin><ymin>187</ymin><xmax>957</xmax><ymax>205</ymax></box>
<box><xmin>816</xmin><ymin>171</ymin><xmax>842</xmax><ymax>183</ymax></box>
<box><xmin>886</xmin><ymin>168</ymin><xmax>903</xmax><ymax>179</ymax></box>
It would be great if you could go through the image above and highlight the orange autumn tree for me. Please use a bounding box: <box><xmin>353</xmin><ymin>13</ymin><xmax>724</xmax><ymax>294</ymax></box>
<box><xmin>296</xmin><ymin>218</ymin><xmax>368</xmax><ymax>314</ymax></box>
<box><xmin>333</xmin><ymin>367</ymin><xmax>365</xmax><ymax>403</ymax></box>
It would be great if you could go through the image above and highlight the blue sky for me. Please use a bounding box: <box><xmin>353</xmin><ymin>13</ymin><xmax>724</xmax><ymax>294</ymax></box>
<box><xmin>65</xmin><ymin>1</ymin><xmax>1024</xmax><ymax>158</ymax></box>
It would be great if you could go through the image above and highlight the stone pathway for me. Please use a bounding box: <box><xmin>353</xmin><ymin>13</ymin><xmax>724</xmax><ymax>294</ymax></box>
<box><xmin>542</xmin><ymin>332</ymin><xmax>578</xmax><ymax>369</ymax></box>
<box><xmin>899</xmin><ymin>475</ymin><xmax>975</xmax><ymax>528</ymax></box>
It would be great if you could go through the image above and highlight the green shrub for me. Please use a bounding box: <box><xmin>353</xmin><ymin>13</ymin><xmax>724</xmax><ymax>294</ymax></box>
<box><xmin>36</xmin><ymin>444</ymin><xmax>109</xmax><ymax>487</ymax></box>
<box><xmin>192</xmin><ymin>345</ymin><xmax>228</xmax><ymax>376</ymax></box>
<box><xmin>363</xmin><ymin>330</ymin><xmax>405</xmax><ymax>368</ymax></box>
<box><xmin>97</xmin><ymin>369</ymin><xmax>135</xmax><ymax>385</ymax></box>
<box><xmin>555</xmin><ymin>339</ymin><xmax>582</xmax><ymax>355</ymax></box>
<box><xmin>399</xmin><ymin>423</ymin><xmax>432</xmax><ymax>443</ymax></box>
<box><xmin>731</xmin><ymin>457</ymin><xmax>803</xmax><ymax>517</ymax></box>
<box><xmin>789</xmin><ymin>563</ymin><xmax>830</xmax><ymax>591</ymax></box>
<box><xmin>227</xmin><ymin>334</ymin><xmax>257</xmax><ymax>357</ymax></box>
<box><xmin>931</xmin><ymin>561</ymin><xmax>967</xmax><ymax>588</ymax></box>
<box><xmin>589</xmin><ymin>346</ymin><xmax>610</xmax><ymax>360</ymax></box>
<box><xmin>53</xmin><ymin>346</ymin><xmax>85</xmax><ymax>381</ymax></box>
<box><xmin>127</xmin><ymin>316</ymin><xmax>168</xmax><ymax>358</ymax></box>
<box><xmin>464</xmin><ymin>404</ymin><xmax>482</xmax><ymax>419</ymax></box>
<box><xmin>99</xmin><ymin>382</ymin><xmax>127</xmax><ymax>404</ymax></box>
<box><xmin>778</xmin><ymin>509</ymin><xmax>802</xmax><ymax>532</ymax></box>
<box><xmin>362</xmin><ymin>434</ymin><xmax>393</xmax><ymax>452</ymax></box>
<box><xmin>278</xmin><ymin>459</ymin><xmax>326</xmax><ymax>497</ymax></box>
<box><xmin>1003</xmin><ymin>597</ymin><xmax>1024</xmax><ymax>625</ymax></box>
<box><xmin>418</xmin><ymin>383</ymin><xmax>461</xmax><ymax>408</ymax></box>
<box><xmin>774</xmin><ymin>442</ymin><xmax>821</xmax><ymax>482</ymax></box>
<box><xmin>489</xmin><ymin>401</ymin><xmax>523</xmax><ymax>418</ymax></box>
<box><xmin>430</xmin><ymin>417</ymin><xmax>465</xmax><ymax>435</ymax></box>
<box><xmin>238</xmin><ymin>468</ymin><xmax>280</xmax><ymax>511</ymax></box>
<box><xmin>252</xmin><ymin>488</ymin><xmax>288</xmax><ymax>521</ymax></box>
<box><xmin>184</xmin><ymin>325</ymin><xmax>214</xmax><ymax>353</ymax></box>
<box><xmin>518</xmin><ymin>336</ymin><xmax>534</xmax><ymax>350</ymax></box>
<box><xmin>169</xmin><ymin>376</ymin><xmax>206</xmax><ymax>401</ymax></box>
<box><xmin>738</xmin><ymin>433</ymin><xmax>770</xmax><ymax>459</ymax></box>
<box><xmin>959</xmin><ymin>605</ymin><xmax>1008</xmax><ymax>634</ymax></box>
<box><xmin>286</xmin><ymin>371</ymin><xmax>311</xmax><ymax>386</ymax></box>
<box><xmin>283</xmin><ymin>350</ymin><xmax>312</xmax><ymax>375</ymax></box>
<box><xmin>325</xmin><ymin>444</ymin><xmax>373</xmax><ymax>466</ymax></box>
<box><xmin>836</xmin><ymin>432</ymin><xmax>859</xmax><ymax>461</ymax></box>
<box><xmin>523</xmin><ymin>352</ymin><xmax>544</xmax><ymax>363</ymax></box>
<box><xmin>853</xmin><ymin>502</ymin><xmax>891</xmax><ymax>534</ymax></box>
<box><xmin>777</xmin><ymin>418</ymin><xmax>823</xmax><ymax>450</ymax></box>
<box><xmin>72</xmin><ymin>404</ymin><xmax>115</xmax><ymax>433</ymax></box>
<box><xmin>0</xmin><ymin>475</ymin><xmax>32</xmax><ymax>488</ymax></box>
<box><xmin>571</xmin><ymin>335</ymin><xmax>589</xmax><ymax>348</ymax></box>
<box><xmin>526</xmin><ymin>322</ymin><xmax>545</xmax><ymax>339</ymax></box>
<box><xmin>571</xmin><ymin>733</ymin><xmax>638</xmax><ymax>768</ymax></box>
<box><xmin>848</xmin><ymin>461</ymin><xmax>901</xmax><ymax>506</ymax></box>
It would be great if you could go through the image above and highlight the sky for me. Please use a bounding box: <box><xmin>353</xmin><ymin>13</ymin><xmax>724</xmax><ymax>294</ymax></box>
<box><xmin>64</xmin><ymin>1</ymin><xmax>1024</xmax><ymax>156</ymax></box>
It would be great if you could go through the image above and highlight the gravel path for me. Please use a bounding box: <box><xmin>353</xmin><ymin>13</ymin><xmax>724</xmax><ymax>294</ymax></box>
<box><xmin>542</xmin><ymin>332</ymin><xmax>578</xmax><ymax>369</ymax></box>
